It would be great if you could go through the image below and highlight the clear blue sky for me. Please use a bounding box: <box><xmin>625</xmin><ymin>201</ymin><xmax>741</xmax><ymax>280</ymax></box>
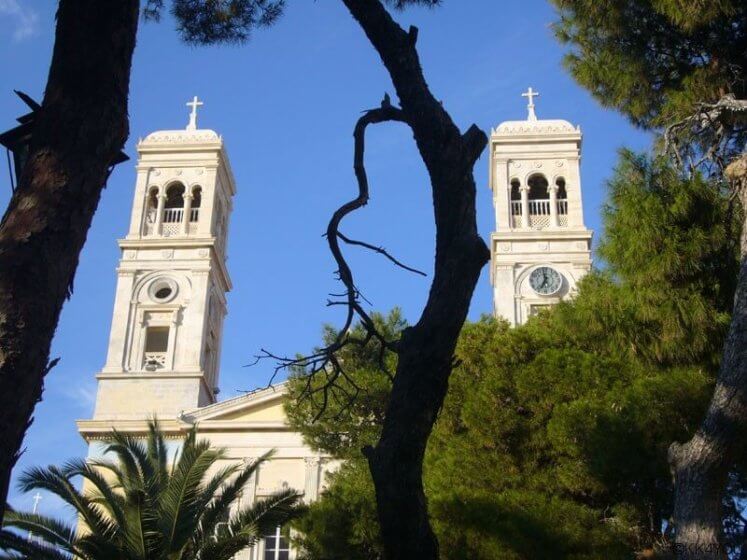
<box><xmin>0</xmin><ymin>0</ymin><xmax>650</xmax><ymax>517</ymax></box>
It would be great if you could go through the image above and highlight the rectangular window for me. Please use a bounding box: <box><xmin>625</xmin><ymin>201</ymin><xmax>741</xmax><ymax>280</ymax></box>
<box><xmin>263</xmin><ymin>526</ymin><xmax>290</xmax><ymax>560</ymax></box>
<box><xmin>145</xmin><ymin>327</ymin><xmax>169</xmax><ymax>353</ymax></box>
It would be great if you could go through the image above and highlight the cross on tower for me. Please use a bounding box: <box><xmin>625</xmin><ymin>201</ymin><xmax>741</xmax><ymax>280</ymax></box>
<box><xmin>186</xmin><ymin>96</ymin><xmax>203</xmax><ymax>131</ymax></box>
<box><xmin>521</xmin><ymin>87</ymin><xmax>540</xmax><ymax>121</ymax></box>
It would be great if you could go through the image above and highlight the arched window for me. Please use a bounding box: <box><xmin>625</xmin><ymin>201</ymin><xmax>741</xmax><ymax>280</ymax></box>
<box><xmin>556</xmin><ymin>177</ymin><xmax>568</xmax><ymax>217</ymax></box>
<box><xmin>527</xmin><ymin>174</ymin><xmax>549</xmax><ymax>200</ymax></box>
<box><xmin>163</xmin><ymin>183</ymin><xmax>185</xmax><ymax>224</ymax></box>
<box><xmin>144</xmin><ymin>187</ymin><xmax>159</xmax><ymax>234</ymax></box>
<box><xmin>190</xmin><ymin>186</ymin><xmax>201</xmax><ymax>222</ymax></box>
<box><xmin>147</xmin><ymin>187</ymin><xmax>159</xmax><ymax>210</ymax></box>
<box><xmin>510</xmin><ymin>178</ymin><xmax>521</xmax><ymax>201</ymax></box>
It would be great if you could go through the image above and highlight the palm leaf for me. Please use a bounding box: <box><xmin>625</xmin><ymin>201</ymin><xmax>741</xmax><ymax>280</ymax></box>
<box><xmin>16</xmin><ymin>466</ymin><xmax>117</xmax><ymax>541</ymax></box>
<box><xmin>1</xmin><ymin>511</ymin><xmax>76</xmax><ymax>555</ymax></box>
<box><xmin>159</xmin><ymin>437</ymin><xmax>224</xmax><ymax>555</ymax></box>
<box><xmin>193</xmin><ymin>450</ymin><xmax>274</xmax><ymax>546</ymax></box>
<box><xmin>63</xmin><ymin>459</ymin><xmax>126</xmax><ymax>531</ymax></box>
<box><xmin>0</xmin><ymin>527</ymin><xmax>74</xmax><ymax>560</ymax></box>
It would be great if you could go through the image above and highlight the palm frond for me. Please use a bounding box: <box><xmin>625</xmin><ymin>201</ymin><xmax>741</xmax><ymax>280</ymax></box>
<box><xmin>62</xmin><ymin>459</ymin><xmax>126</xmax><ymax>530</ymax></box>
<box><xmin>229</xmin><ymin>488</ymin><xmax>303</xmax><ymax>540</ymax></box>
<box><xmin>159</xmin><ymin>439</ymin><xmax>224</xmax><ymax>554</ymax></box>
<box><xmin>0</xmin><ymin>527</ymin><xmax>74</xmax><ymax>560</ymax></box>
<box><xmin>1</xmin><ymin>511</ymin><xmax>76</xmax><ymax>554</ymax></box>
<box><xmin>16</xmin><ymin>467</ymin><xmax>117</xmax><ymax>541</ymax></box>
<box><xmin>193</xmin><ymin>533</ymin><xmax>261</xmax><ymax>560</ymax></box>
<box><xmin>194</xmin><ymin>450</ymin><xmax>274</xmax><ymax>545</ymax></box>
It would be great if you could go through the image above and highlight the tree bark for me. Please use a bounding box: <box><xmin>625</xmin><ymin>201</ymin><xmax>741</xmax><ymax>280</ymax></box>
<box><xmin>670</xmin><ymin>155</ymin><xmax>747</xmax><ymax>560</ymax></box>
<box><xmin>0</xmin><ymin>0</ymin><xmax>139</xmax><ymax>520</ymax></box>
<box><xmin>340</xmin><ymin>1</ymin><xmax>490</xmax><ymax>558</ymax></box>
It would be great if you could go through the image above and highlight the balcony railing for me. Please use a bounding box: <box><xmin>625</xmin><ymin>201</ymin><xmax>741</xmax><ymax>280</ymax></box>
<box><xmin>143</xmin><ymin>352</ymin><xmax>166</xmax><ymax>371</ymax></box>
<box><xmin>143</xmin><ymin>206</ymin><xmax>200</xmax><ymax>236</ymax></box>
<box><xmin>510</xmin><ymin>198</ymin><xmax>568</xmax><ymax>229</ymax></box>
<box><xmin>163</xmin><ymin>208</ymin><xmax>184</xmax><ymax>224</ymax></box>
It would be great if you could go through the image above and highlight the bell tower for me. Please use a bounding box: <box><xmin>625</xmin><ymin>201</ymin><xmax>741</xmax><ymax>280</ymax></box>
<box><xmin>489</xmin><ymin>89</ymin><xmax>593</xmax><ymax>326</ymax></box>
<box><xmin>90</xmin><ymin>97</ymin><xmax>236</xmax><ymax>420</ymax></box>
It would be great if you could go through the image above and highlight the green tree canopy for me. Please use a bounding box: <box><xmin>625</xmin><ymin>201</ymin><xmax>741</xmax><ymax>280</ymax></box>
<box><xmin>288</xmin><ymin>152</ymin><xmax>744</xmax><ymax>559</ymax></box>
<box><xmin>0</xmin><ymin>421</ymin><xmax>302</xmax><ymax>560</ymax></box>
<box><xmin>551</xmin><ymin>0</ymin><xmax>747</xmax><ymax>130</ymax></box>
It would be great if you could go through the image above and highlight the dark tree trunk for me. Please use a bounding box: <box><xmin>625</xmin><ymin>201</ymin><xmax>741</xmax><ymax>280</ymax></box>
<box><xmin>340</xmin><ymin>1</ymin><xmax>490</xmax><ymax>558</ymax></box>
<box><xmin>670</xmin><ymin>156</ymin><xmax>747</xmax><ymax>560</ymax></box>
<box><xmin>0</xmin><ymin>0</ymin><xmax>139</xmax><ymax>520</ymax></box>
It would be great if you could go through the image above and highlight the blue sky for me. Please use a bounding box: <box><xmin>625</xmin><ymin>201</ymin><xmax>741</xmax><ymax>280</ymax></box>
<box><xmin>0</xmin><ymin>0</ymin><xmax>650</xmax><ymax>518</ymax></box>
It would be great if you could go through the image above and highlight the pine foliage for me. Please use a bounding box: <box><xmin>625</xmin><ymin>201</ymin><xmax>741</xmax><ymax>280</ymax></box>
<box><xmin>550</xmin><ymin>0</ymin><xmax>747</xmax><ymax>130</ymax></box>
<box><xmin>287</xmin><ymin>153</ymin><xmax>744</xmax><ymax>559</ymax></box>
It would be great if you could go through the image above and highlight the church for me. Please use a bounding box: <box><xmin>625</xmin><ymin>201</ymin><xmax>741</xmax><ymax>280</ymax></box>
<box><xmin>76</xmin><ymin>91</ymin><xmax>592</xmax><ymax>559</ymax></box>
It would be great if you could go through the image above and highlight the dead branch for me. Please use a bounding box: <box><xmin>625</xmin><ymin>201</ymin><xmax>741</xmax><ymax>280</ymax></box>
<box><xmin>336</xmin><ymin>231</ymin><xmax>427</xmax><ymax>276</ymax></box>
<box><xmin>255</xmin><ymin>97</ymin><xmax>415</xmax><ymax>420</ymax></box>
<box><xmin>664</xmin><ymin>94</ymin><xmax>747</xmax><ymax>178</ymax></box>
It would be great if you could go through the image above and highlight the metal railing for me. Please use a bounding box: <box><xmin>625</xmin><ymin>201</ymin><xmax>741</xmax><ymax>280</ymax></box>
<box><xmin>163</xmin><ymin>207</ymin><xmax>184</xmax><ymax>223</ymax></box>
<box><xmin>528</xmin><ymin>199</ymin><xmax>551</xmax><ymax>216</ymax></box>
<box><xmin>509</xmin><ymin>198</ymin><xmax>569</xmax><ymax>228</ymax></box>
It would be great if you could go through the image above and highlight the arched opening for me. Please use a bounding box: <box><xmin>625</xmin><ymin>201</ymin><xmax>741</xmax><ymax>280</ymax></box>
<box><xmin>510</xmin><ymin>178</ymin><xmax>521</xmax><ymax>201</ymax></box>
<box><xmin>556</xmin><ymin>177</ymin><xmax>568</xmax><ymax>217</ymax></box>
<box><xmin>145</xmin><ymin>187</ymin><xmax>159</xmax><ymax>233</ymax></box>
<box><xmin>190</xmin><ymin>186</ymin><xmax>202</xmax><ymax>222</ymax></box>
<box><xmin>163</xmin><ymin>183</ymin><xmax>185</xmax><ymax>224</ymax></box>
<box><xmin>527</xmin><ymin>174</ymin><xmax>549</xmax><ymax>200</ymax></box>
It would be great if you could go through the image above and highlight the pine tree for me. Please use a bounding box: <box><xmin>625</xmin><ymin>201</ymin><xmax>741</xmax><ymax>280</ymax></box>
<box><xmin>287</xmin><ymin>152</ymin><xmax>744</xmax><ymax>559</ymax></box>
<box><xmin>551</xmin><ymin>4</ymin><xmax>747</xmax><ymax>556</ymax></box>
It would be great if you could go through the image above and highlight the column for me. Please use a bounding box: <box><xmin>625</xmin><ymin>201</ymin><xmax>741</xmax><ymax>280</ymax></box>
<box><xmin>520</xmin><ymin>185</ymin><xmax>530</xmax><ymax>229</ymax></box>
<box><xmin>243</xmin><ymin>457</ymin><xmax>258</xmax><ymax>506</ymax></box>
<box><xmin>166</xmin><ymin>310</ymin><xmax>180</xmax><ymax>370</ymax></box>
<box><xmin>155</xmin><ymin>192</ymin><xmax>166</xmax><ymax>235</ymax></box>
<box><xmin>182</xmin><ymin>192</ymin><xmax>193</xmax><ymax>235</ymax></box>
<box><xmin>303</xmin><ymin>457</ymin><xmax>321</xmax><ymax>503</ymax></box>
<box><xmin>549</xmin><ymin>183</ymin><xmax>559</xmax><ymax>228</ymax></box>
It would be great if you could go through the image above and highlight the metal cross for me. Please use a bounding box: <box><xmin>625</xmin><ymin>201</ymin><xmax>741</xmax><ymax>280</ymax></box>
<box><xmin>32</xmin><ymin>492</ymin><xmax>42</xmax><ymax>513</ymax></box>
<box><xmin>521</xmin><ymin>87</ymin><xmax>540</xmax><ymax>121</ymax></box>
<box><xmin>186</xmin><ymin>96</ymin><xmax>203</xmax><ymax>131</ymax></box>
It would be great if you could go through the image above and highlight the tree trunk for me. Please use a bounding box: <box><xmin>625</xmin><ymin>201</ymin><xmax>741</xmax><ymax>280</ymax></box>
<box><xmin>0</xmin><ymin>0</ymin><xmax>139</xmax><ymax>520</ymax></box>
<box><xmin>340</xmin><ymin>1</ymin><xmax>490</xmax><ymax>558</ymax></box>
<box><xmin>670</xmin><ymin>155</ymin><xmax>747</xmax><ymax>560</ymax></box>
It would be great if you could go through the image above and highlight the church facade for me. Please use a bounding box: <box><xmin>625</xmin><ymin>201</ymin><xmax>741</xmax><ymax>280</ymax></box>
<box><xmin>76</xmin><ymin>102</ymin><xmax>333</xmax><ymax>560</ymax></box>
<box><xmin>77</xmin><ymin>91</ymin><xmax>592</xmax><ymax>558</ymax></box>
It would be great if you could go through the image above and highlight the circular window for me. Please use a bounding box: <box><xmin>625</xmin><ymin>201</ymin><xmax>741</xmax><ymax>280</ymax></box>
<box><xmin>149</xmin><ymin>278</ymin><xmax>178</xmax><ymax>303</ymax></box>
<box><xmin>155</xmin><ymin>286</ymin><xmax>172</xmax><ymax>299</ymax></box>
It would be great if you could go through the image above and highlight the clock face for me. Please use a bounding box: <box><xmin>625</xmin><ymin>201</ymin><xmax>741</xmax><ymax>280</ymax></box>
<box><xmin>529</xmin><ymin>266</ymin><xmax>562</xmax><ymax>296</ymax></box>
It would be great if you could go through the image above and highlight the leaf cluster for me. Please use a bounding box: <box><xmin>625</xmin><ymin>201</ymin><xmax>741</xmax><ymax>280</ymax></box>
<box><xmin>143</xmin><ymin>0</ymin><xmax>442</xmax><ymax>45</ymax></box>
<box><xmin>0</xmin><ymin>421</ymin><xmax>303</xmax><ymax>560</ymax></box>
<box><xmin>287</xmin><ymin>153</ymin><xmax>743</xmax><ymax>559</ymax></box>
<box><xmin>284</xmin><ymin>309</ymin><xmax>405</xmax><ymax>459</ymax></box>
<box><xmin>551</xmin><ymin>0</ymin><xmax>747</xmax><ymax>130</ymax></box>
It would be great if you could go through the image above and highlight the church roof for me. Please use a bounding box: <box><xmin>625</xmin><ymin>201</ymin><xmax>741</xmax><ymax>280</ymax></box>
<box><xmin>492</xmin><ymin>118</ymin><xmax>579</xmax><ymax>136</ymax></box>
<box><xmin>177</xmin><ymin>382</ymin><xmax>291</xmax><ymax>429</ymax></box>
<box><xmin>139</xmin><ymin>128</ymin><xmax>222</xmax><ymax>145</ymax></box>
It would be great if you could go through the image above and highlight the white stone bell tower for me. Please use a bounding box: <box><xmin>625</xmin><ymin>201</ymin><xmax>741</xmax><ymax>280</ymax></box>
<box><xmin>90</xmin><ymin>98</ymin><xmax>236</xmax><ymax>420</ymax></box>
<box><xmin>489</xmin><ymin>88</ymin><xmax>593</xmax><ymax>326</ymax></box>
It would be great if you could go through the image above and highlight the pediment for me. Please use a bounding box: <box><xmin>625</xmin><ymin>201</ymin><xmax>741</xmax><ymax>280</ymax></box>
<box><xmin>181</xmin><ymin>382</ymin><xmax>289</xmax><ymax>425</ymax></box>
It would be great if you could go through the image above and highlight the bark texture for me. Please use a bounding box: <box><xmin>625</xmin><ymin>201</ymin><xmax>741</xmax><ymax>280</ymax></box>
<box><xmin>340</xmin><ymin>1</ymin><xmax>490</xmax><ymax>558</ymax></box>
<box><xmin>0</xmin><ymin>0</ymin><xmax>139</xmax><ymax>520</ymax></box>
<box><xmin>670</xmin><ymin>155</ymin><xmax>747</xmax><ymax>560</ymax></box>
